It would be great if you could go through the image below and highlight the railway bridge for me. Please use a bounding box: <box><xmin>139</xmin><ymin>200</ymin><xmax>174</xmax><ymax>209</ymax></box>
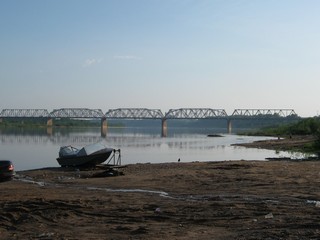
<box><xmin>0</xmin><ymin>108</ymin><xmax>298</xmax><ymax>136</ymax></box>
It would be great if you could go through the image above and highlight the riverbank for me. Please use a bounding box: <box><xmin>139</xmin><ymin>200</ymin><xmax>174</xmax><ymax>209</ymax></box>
<box><xmin>233</xmin><ymin>135</ymin><xmax>317</xmax><ymax>153</ymax></box>
<box><xmin>1</xmin><ymin>158</ymin><xmax>320</xmax><ymax>239</ymax></box>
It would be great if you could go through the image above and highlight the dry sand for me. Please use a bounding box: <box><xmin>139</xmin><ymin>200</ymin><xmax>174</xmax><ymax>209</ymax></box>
<box><xmin>1</xmin><ymin>137</ymin><xmax>320</xmax><ymax>239</ymax></box>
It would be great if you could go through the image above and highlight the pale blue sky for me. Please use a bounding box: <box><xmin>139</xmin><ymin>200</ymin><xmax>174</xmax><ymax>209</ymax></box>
<box><xmin>1</xmin><ymin>0</ymin><xmax>319</xmax><ymax>117</ymax></box>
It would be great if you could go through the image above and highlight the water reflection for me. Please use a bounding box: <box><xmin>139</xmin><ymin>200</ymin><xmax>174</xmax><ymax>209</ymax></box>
<box><xmin>0</xmin><ymin>127</ymin><xmax>229</xmax><ymax>147</ymax></box>
<box><xmin>0</xmin><ymin>127</ymin><xmax>102</xmax><ymax>145</ymax></box>
<box><xmin>0</xmin><ymin>127</ymin><xmax>297</xmax><ymax>171</ymax></box>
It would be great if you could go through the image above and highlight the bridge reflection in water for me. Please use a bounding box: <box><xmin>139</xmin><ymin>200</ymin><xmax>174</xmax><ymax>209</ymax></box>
<box><xmin>0</xmin><ymin>108</ymin><xmax>299</xmax><ymax>137</ymax></box>
<box><xmin>0</xmin><ymin>130</ymin><xmax>230</xmax><ymax>151</ymax></box>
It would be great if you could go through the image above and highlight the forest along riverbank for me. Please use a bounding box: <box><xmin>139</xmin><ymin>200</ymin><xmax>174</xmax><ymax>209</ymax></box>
<box><xmin>1</xmin><ymin>156</ymin><xmax>320</xmax><ymax>239</ymax></box>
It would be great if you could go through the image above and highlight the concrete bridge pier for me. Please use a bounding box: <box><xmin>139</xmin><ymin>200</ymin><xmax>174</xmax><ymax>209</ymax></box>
<box><xmin>161</xmin><ymin>118</ymin><xmax>167</xmax><ymax>137</ymax></box>
<box><xmin>101</xmin><ymin>118</ymin><xmax>107</xmax><ymax>137</ymax></box>
<box><xmin>46</xmin><ymin>118</ymin><xmax>53</xmax><ymax>136</ymax></box>
<box><xmin>47</xmin><ymin>118</ymin><xmax>53</xmax><ymax>127</ymax></box>
<box><xmin>227</xmin><ymin>119</ymin><xmax>232</xmax><ymax>134</ymax></box>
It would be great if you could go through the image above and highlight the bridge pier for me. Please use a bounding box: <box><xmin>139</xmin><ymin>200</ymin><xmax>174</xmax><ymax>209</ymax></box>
<box><xmin>101</xmin><ymin>118</ymin><xmax>107</xmax><ymax>137</ymax></box>
<box><xmin>227</xmin><ymin>119</ymin><xmax>232</xmax><ymax>134</ymax></box>
<box><xmin>46</xmin><ymin>118</ymin><xmax>53</xmax><ymax>136</ymax></box>
<box><xmin>47</xmin><ymin>118</ymin><xmax>53</xmax><ymax>127</ymax></box>
<box><xmin>161</xmin><ymin>118</ymin><xmax>167</xmax><ymax>137</ymax></box>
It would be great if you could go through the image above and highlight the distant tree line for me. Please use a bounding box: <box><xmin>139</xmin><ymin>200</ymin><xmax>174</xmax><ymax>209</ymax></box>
<box><xmin>247</xmin><ymin>117</ymin><xmax>320</xmax><ymax>153</ymax></box>
<box><xmin>0</xmin><ymin>118</ymin><xmax>48</xmax><ymax>127</ymax></box>
<box><xmin>0</xmin><ymin>118</ymin><xmax>124</xmax><ymax>128</ymax></box>
<box><xmin>247</xmin><ymin>117</ymin><xmax>320</xmax><ymax>136</ymax></box>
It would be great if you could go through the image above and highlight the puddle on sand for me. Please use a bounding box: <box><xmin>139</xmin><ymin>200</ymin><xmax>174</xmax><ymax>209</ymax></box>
<box><xmin>15</xmin><ymin>174</ymin><xmax>170</xmax><ymax>198</ymax></box>
<box><xmin>87</xmin><ymin>187</ymin><xmax>169</xmax><ymax>197</ymax></box>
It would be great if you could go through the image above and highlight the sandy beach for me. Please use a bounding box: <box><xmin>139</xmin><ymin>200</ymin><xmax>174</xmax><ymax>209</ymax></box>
<box><xmin>1</xmin><ymin>137</ymin><xmax>320</xmax><ymax>239</ymax></box>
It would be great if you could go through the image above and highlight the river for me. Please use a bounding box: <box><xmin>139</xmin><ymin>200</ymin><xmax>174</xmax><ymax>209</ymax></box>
<box><xmin>0</xmin><ymin>127</ymin><xmax>296</xmax><ymax>171</ymax></box>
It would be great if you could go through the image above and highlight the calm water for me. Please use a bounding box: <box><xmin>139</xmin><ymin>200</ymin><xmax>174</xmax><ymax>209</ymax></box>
<box><xmin>0</xmin><ymin>127</ymin><xmax>298</xmax><ymax>171</ymax></box>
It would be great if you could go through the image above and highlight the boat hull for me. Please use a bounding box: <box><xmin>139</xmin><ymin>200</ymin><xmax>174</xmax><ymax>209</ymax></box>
<box><xmin>56</xmin><ymin>148</ymin><xmax>113</xmax><ymax>167</ymax></box>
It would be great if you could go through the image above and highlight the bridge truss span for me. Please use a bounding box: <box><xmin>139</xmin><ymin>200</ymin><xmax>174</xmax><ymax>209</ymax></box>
<box><xmin>164</xmin><ymin>108</ymin><xmax>228</xmax><ymax>119</ymax></box>
<box><xmin>105</xmin><ymin>108</ymin><xmax>164</xmax><ymax>119</ymax></box>
<box><xmin>49</xmin><ymin>108</ymin><xmax>104</xmax><ymax>118</ymax></box>
<box><xmin>231</xmin><ymin>109</ymin><xmax>297</xmax><ymax>118</ymax></box>
<box><xmin>0</xmin><ymin>109</ymin><xmax>49</xmax><ymax>118</ymax></box>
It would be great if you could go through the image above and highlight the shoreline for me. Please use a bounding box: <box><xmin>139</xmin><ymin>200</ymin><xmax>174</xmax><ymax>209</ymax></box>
<box><xmin>232</xmin><ymin>135</ymin><xmax>316</xmax><ymax>152</ymax></box>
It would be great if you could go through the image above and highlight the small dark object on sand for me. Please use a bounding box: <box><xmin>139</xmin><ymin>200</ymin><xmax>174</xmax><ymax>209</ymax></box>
<box><xmin>84</xmin><ymin>168</ymin><xmax>124</xmax><ymax>178</ymax></box>
<box><xmin>207</xmin><ymin>134</ymin><xmax>223</xmax><ymax>137</ymax></box>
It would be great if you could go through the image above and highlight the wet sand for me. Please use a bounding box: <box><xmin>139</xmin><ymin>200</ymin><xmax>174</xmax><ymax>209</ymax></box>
<box><xmin>1</xmin><ymin>137</ymin><xmax>320</xmax><ymax>239</ymax></box>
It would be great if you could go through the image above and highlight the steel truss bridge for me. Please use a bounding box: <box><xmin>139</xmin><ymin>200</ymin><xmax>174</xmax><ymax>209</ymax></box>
<box><xmin>0</xmin><ymin>108</ymin><xmax>298</xmax><ymax>136</ymax></box>
<box><xmin>0</xmin><ymin>108</ymin><xmax>297</xmax><ymax>119</ymax></box>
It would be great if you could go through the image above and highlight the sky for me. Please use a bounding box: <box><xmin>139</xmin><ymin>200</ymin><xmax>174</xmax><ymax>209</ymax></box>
<box><xmin>0</xmin><ymin>0</ymin><xmax>320</xmax><ymax>117</ymax></box>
